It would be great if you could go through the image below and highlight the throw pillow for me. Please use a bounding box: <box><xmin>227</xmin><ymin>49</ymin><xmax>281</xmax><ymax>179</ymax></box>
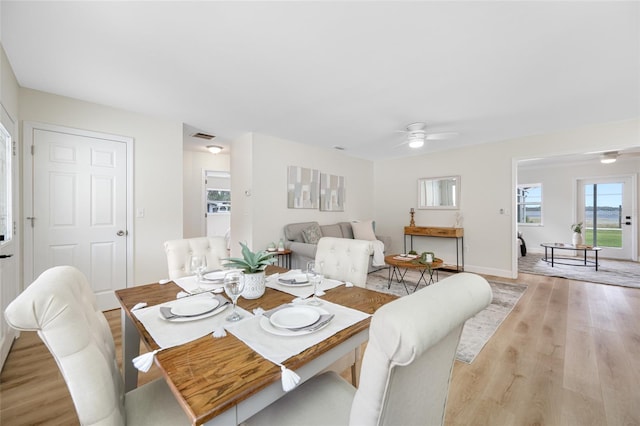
<box><xmin>301</xmin><ymin>223</ymin><xmax>323</xmax><ymax>244</ymax></box>
<box><xmin>352</xmin><ymin>220</ymin><xmax>376</xmax><ymax>241</ymax></box>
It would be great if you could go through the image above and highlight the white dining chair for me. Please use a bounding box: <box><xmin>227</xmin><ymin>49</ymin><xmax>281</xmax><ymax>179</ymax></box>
<box><xmin>164</xmin><ymin>236</ymin><xmax>228</xmax><ymax>280</ymax></box>
<box><xmin>315</xmin><ymin>237</ymin><xmax>372</xmax><ymax>288</ymax></box>
<box><xmin>4</xmin><ymin>266</ymin><xmax>190</xmax><ymax>426</ymax></box>
<box><xmin>243</xmin><ymin>272</ymin><xmax>493</xmax><ymax>426</ymax></box>
<box><xmin>314</xmin><ymin>236</ymin><xmax>373</xmax><ymax>386</ymax></box>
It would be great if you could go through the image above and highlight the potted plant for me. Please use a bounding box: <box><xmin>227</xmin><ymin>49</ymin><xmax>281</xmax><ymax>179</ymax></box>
<box><xmin>571</xmin><ymin>222</ymin><xmax>583</xmax><ymax>246</ymax></box>
<box><xmin>223</xmin><ymin>242</ymin><xmax>276</xmax><ymax>299</ymax></box>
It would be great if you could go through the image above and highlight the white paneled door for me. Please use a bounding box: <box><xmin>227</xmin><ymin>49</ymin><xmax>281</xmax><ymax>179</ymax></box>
<box><xmin>24</xmin><ymin>123</ymin><xmax>132</xmax><ymax>310</ymax></box>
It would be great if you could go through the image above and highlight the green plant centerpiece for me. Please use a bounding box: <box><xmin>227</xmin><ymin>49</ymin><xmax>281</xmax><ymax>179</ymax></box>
<box><xmin>223</xmin><ymin>242</ymin><xmax>276</xmax><ymax>299</ymax></box>
<box><xmin>571</xmin><ymin>222</ymin><xmax>584</xmax><ymax>246</ymax></box>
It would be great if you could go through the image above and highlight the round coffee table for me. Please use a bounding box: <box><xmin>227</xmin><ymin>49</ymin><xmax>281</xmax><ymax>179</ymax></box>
<box><xmin>384</xmin><ymin>254</ymin><xmax>444</xmax><ymax>294</ymax></box>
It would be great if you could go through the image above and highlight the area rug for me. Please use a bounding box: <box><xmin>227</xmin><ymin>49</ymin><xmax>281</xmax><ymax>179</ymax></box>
<box><xmin>366</xmin><ymin>269</ymin><xmax>527</xmax><ymax>363</ymax></box>
<box><xmin>518</xmin><ymin>254</ymin><xmax>640</xmax><ymax>289</ymax></box>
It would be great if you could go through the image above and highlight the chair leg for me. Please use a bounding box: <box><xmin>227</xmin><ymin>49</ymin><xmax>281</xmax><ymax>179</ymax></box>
<box><xmin>351</xmin><ymin>346</ymin><xmax>361</xmax><ymax>387</ymax></box>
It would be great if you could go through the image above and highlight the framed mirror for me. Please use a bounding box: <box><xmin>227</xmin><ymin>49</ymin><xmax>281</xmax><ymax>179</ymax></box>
<box><xmin>418</xmin><ymin>175</ymin><xmax>460</xmax><ymax>209</ymax></box>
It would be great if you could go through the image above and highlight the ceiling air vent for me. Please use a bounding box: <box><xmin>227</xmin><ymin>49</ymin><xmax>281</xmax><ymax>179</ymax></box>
<box><xmin>192</xmin><ymin>132</ymin><xmax>215</xmax><ymax>140</ymax></box>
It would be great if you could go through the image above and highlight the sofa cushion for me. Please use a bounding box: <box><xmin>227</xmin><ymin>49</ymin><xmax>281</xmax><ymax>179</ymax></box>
<box><xmin>337</xmin><ymin>222</ymin><xmax>354</xmax><ymax>239</ymax></box>
<box><xmin>321</xmin><ymin>224</ymin><xmax>343</xmax><ymax>238</ymax></box>
<box><xmin>284</xmin><ymin>222</ymin><xmax>320</xmax><ymax>243</ymax></box>
<box><xmin>301</xmin><ymin>223</ymin><xmax>323</xmax><ymax>244</ymax></box>
<box><xmin>352</xmin><ymin>220</ymin><xmax>377</xmax><ymax>241</ymax></box>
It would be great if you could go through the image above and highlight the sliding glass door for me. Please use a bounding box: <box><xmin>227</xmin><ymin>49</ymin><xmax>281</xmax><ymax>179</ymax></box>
<box><xmin>577</xmin><ymin>177</ymin><xmax>633</xmax><ymax>259</ymax></box>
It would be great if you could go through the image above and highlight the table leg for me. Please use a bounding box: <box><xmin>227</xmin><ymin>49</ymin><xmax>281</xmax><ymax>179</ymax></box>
<box><xmin>595</xmin><ymin>250</ymin><xmax>599</xmax><ymax>271</ymax></box>
<box><xmin>387</xmin><ymin>266</ymin><xmax>404</xmax><ymax>288</ymax></box>
<box><xmin>122</xmin><ymin>309</ymin><xmax>140</xmax><ymax>392</ymax></box>
<box><xmin>551</xmin><ymin>247</ymin><xmax>554</xmax><ymax>267</ymax></box>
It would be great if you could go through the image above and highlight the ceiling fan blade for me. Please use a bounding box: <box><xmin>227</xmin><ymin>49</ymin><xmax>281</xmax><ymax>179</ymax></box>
<box><xmin>425</xmin><ymin>132</ymin><xmax>458</xmax><ymax>140</ymax></box>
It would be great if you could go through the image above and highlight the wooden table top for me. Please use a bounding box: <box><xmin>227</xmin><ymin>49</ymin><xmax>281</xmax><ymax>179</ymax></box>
<box><xmin>115</xmin><ymin>266</ymin><xmax>397</xmax><ymax>425</ymax></box>
<box><xmin>385</xmin><ymin>254</ymin><xmax>444</xmax><ymax>269</ymax></box>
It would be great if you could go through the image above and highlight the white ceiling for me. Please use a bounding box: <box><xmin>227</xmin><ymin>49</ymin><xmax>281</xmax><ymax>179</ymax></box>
<box><xmin>1</xmin><ymin>1</ymin><xmax>638</xmax><ymax>160</ymax></box>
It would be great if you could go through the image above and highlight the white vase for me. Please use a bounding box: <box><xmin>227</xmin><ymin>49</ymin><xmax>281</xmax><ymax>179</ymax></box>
<box><xmin>572</xmin><ymin>232</ymin><xmax>583</xmax><ymax>246</ymax></box>
<box><xmin>242</xmin><ymin>271</ymin><xmax>266</xmax><ymax>299</ymax></box>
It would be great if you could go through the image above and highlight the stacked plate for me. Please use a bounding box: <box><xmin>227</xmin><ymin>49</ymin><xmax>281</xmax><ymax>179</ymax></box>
<box><xmin>260</xmin><ymin>305</ymin><xmax>333</xmax><ymax>336</ymax></box>
<box><xmin>159</xmin><ymin>297</ymin><xmax>228</xmax><ymax>322</ymax></box>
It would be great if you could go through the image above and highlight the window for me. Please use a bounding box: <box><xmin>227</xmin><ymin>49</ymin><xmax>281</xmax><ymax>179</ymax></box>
<box><xmin>207</xmin><ymin>189</ymin><xmax>230</xmax><ymax>214</ymax></box>
<box><xmin>517</xmin><ymin>183</ymin><xmax>542</xmax><ymax>225</ymax></box>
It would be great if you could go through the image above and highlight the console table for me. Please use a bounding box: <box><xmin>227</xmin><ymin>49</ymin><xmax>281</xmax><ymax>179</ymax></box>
<box><xmin>404</xmin><ymin>226</ymin><xmax>464</xmax><ymax>272</ymax></box>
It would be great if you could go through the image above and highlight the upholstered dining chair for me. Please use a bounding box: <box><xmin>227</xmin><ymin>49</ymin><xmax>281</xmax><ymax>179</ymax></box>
<box><xmin>243</xmin><ymin>272</ymin><xmax>493</xmax><ymax>426</ymax></box>
<box><xmin>314</xmin><ymin>237</ymin><xmax>373</xmax><ymax>385</ymax></box>
<box><xmin>4</xmin><ymin>265</ymin><xmax>189</xmax><ymax>426</ymax></box>
<box><xmin>164</xmin><ymin>236</ymin><xmax>228</xmax><ymax>280</ymax></box>
<box><xmin>315</xmin><ymin>237</ymin><xmax>371</xmax><ymax>288</ymax></box>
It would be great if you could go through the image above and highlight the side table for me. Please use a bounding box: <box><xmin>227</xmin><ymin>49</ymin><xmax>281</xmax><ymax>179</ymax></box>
<box><xmin>273</xmin><ymin>249</ymin><xmax>292</xmax><ymax>269</ymax></box>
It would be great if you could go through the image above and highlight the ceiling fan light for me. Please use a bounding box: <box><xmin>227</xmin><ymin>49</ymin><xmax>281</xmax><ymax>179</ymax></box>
<box><xmin>207</xmin><ymin>145</ymin><xmax>223</xmax><ymax>154</ymax></box>
<box><xmin>600</xmin><ymin>152</ymin><xmax>618</xmax><ymax>164</ymax></box>
<box><xmin>408</xmin><ymin>139</ymin><xmax>424</xmax><ymax>149</ymax></box>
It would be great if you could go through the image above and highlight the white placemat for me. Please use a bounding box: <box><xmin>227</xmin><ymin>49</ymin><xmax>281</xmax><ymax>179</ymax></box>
<box><xmin>133</xmin><ymin>293</ymin><xmax>251</xmax><ymax>348</ymax></box>
<box><xmin>224</xmin><ymin>300</ymin><xmax>370</xmax><ymax>364</ymax></box>
<box><xmin>266</xmin><ymin>270</ymin><xmax>344</xmax><ymax>298</ymax></box>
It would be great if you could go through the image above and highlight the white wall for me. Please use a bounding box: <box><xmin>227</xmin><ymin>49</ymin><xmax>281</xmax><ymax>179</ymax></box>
<box><xmin>230</xmin><ymin>132</ymin><xmax>375</xmax><ymax>257</ymax></box>
<box><xmin>374</xmin><ymin>119</ymin><xmax>640</xmax><ymax>278</ymax></box>
<box><xmin>519</xmin><ymin>156</ymin><xmax>640</xmax><ymax>256</ymax></box>
<box><xmin>19</xmin><ymin>88</ymin><xmax>183</xmax><ymax>285</ymax></box>
<box><xmin>182</xmin><ymin>149</ymin><xmax>230</xmax><ymax>238</ymax></box>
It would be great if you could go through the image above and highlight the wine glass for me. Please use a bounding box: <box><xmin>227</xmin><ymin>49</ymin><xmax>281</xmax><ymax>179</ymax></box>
<box><xmin>189</xmin><ymin>254</ymin><xmax>208</xmax><ymax>293</ymax></box>
<box><xmin>224</xmin><ymin>271</ymin><xmax>245</xmax><ymax>322</ymax></box>
<box><xmin>306</xmin><ymin>261</ymin><xmax>324</xmax><ymax>306</ymax></box>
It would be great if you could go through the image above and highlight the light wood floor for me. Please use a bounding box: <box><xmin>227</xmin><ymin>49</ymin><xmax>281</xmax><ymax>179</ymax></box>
<box><xmin>1</xmin><ymin>272</ymin><xmax>639</xmax><ymax>425</ymax></box>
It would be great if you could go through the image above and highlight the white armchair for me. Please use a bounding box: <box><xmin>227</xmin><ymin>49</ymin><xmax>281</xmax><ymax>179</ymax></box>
<box><xmin>4</xmin><ymin>266</ymin><xmax>189</xmax><ymax>426</ymax></box>
<box><xmin>243</xmin><ymin>272</ymin><xmax>493</xmax><ymax>426</ymax></box>
<box><xmin>163</xmin><ymin>236</ymin><xmax>228</xmax><ymax>280</ymax></box>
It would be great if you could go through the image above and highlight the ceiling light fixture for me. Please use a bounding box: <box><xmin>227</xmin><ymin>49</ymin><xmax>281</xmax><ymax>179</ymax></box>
<box><xmin>600</xmin><ymin>151</ymin><xmax>618</xmax><ymax>164</ymax></box>
<box><xmin>207</xmin><ymin>145</ymin><xmax>223</xmax><ymax>154</ymax></box>
<box><xmin>408</xmin><ymin>135</ymin><xmax>424</xmax><ymax>149</ymax></box>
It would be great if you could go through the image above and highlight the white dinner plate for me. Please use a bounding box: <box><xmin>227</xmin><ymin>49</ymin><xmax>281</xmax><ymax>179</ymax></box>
<box><xmin>159</xmin><ymin>303</ymin><xmax>228</xmax><ymax>322</ymax></box>
<box><xmin>170</xmin><ymin>298</ymin><xmax>219</xmax><ymax>317</ymax></box>
<box><xmin>277</xmin><ymin>274</ymin><xmax>310</xmax><ymax>286</ymax></box>
<box><xmin>269</xmin><ymin>306</ymin><xmax>320</xmax><ymax>329</ymax></box>
<box><xmin>260</xmin><ymin>307</ymin><xmax>331</xmax><ymax>336</ymax></box>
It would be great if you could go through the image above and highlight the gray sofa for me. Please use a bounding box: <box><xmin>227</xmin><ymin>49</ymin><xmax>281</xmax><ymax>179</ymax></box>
<box><xmin>283</xmin><ymin>221</ymin><xmax>391</xmax><ymax>272</ymax></box>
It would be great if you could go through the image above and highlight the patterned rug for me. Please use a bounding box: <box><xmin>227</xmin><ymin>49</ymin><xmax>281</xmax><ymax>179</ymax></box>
<box><xmin>518</xmin><ymin>254</ymin><xmax>640</xmax><ymax>289</ymax></box>
<box><xmin>366</xmin><ymin>268</ymin><xmax>527</xmax><ymax>363</ymax></box>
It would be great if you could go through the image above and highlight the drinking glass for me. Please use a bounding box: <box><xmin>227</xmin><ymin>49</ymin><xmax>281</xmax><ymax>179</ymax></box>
<box><xmin>189</xmin><ymin>254</ymin><xmax>208</xmax><ymax>293</ymax></box>
<box><xmin>306</xmin><ymin>261</ymin><xmax>323</xmax><ymax>306</ymax></box>
<box><xmin>224</xmin><ymin>271</ymin><xmax>245</xmax><ymax>322</ymax></box>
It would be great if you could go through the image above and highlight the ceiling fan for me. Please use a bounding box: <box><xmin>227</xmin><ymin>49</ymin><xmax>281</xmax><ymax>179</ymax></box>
<box><xmin>396</xmin><ymin>122</ymin><xmax>458</xmax><ymax>149</ymax></box>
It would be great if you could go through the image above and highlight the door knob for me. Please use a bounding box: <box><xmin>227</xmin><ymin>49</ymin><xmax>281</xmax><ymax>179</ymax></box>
<box><xmin>117</xmin><ymin>230</ymin><xmax>128</xmax><ymax>236</ymax></box>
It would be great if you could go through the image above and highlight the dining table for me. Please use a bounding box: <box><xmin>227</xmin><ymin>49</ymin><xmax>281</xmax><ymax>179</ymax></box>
<box><xmin>115</xmin><ymin>265</ymin><xmax>397</xmax><ymax>426</ymax></box>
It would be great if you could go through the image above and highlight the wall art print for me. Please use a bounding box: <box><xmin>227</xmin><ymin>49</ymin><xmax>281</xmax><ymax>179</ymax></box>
<box><xmin>320</xmin><ymin>172</ymin><xmax>345</xmax><ymax>211</ymax></box>
<box><xmin>287</xmin><ymin>166</ymin><xmax>319</xmax><ymax>209</ymax></box>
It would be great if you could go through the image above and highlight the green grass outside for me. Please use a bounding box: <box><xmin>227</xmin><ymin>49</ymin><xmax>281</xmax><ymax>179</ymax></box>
<box><xmin>584</xmin><ymin>228</ymin><xmax>622</xmax><ymax>247</ymax></box>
